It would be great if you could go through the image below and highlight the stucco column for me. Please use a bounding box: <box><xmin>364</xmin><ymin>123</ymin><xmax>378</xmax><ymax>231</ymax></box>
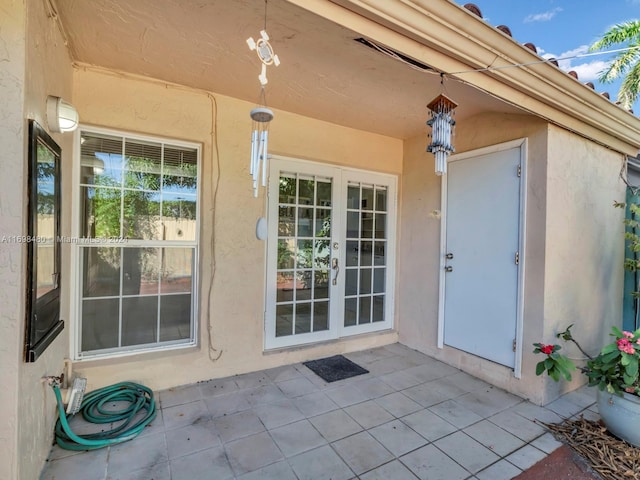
<box><xmin>0</xmin><ymin>1</ymin><xmax>27</xmax><ymax>479</ymax></box>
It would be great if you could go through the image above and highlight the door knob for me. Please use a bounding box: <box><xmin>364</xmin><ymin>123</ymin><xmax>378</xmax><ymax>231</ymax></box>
<box><xmin>444</xmin><ymin>266</ymin><xmax>453</xmax><ymax>272</ymax></box>
<box><xmin>446</xmin><ymin>253</ymin><xmax>454</xmax><ymax>259</ymax></box>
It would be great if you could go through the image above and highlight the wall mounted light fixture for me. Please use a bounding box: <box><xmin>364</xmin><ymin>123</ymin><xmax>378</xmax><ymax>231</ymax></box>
<box><xmin>46</xmin><ymin>95</ymin><xmax>79</xmax><ymax>133</ymax></box>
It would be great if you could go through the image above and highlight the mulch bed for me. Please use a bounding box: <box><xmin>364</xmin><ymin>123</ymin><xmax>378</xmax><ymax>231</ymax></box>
<box><xmin>526</xmin><ymin>416</ymin><xmax>640</xmax><ymax>480</ymax></box>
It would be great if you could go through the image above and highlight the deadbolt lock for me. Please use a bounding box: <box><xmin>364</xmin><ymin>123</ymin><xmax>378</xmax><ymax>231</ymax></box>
<box><xmin>446</xmin><ymin>253</ymin><xmax>454</xmax><ymax>259</ymax></box>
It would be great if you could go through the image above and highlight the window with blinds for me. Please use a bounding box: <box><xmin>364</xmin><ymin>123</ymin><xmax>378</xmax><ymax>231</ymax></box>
<box><xmin>76</xmin><ymin>129</ymin><xmax>200</xmax><ymax>358</ymax></box>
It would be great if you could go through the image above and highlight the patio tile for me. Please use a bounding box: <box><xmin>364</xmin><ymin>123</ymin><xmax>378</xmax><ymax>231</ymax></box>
<box><xmin>199</xmin><ymin>377</ymin><xmax>239</xmax><ymax>398</ymax></box>
<box><xmin>169</xmin><ymin>445</ymin><xmax>234</xmax><ymax>480</ymax></box>
<box><xmin>308</xmin><ymin>409</ymin><xmax>362</xmax><ymax>442</ymax></box>
<box><xmin>403</xmin><ymin>363</ymin><xmax>455</xmax><ymax>383</ymax></box>
<box><xmin>159</xmin><ymin>384</ymin><xmax>202</xmax><ymax>408</ymax></box>
<box><xmin>442</xmin><ymin>371</ymin><xmax>492</xmax><ymax>393</ymax></box>
<box><xmin>288</xmin><ymin>445</ymin><xmax>354</xmax><ymax>480</ymax></box>
<box><xmin>332</xmin><ymin>431</ymin><xmax>394</xmax><ymax>475</ymax></box>
<box><xmin>276</xmin><ymin>376</ymin><xmax>319</xmax><ymax>398</ymax></box>
<box><xmin>354</xmin><ymin>377</ymin><xmax>396</xmax><ymax>398</ymax></box>
<box><xmin>265</xmin><ymin>365</ymin><xmax>303</xmax><ymax>383</ymax></box>
<box><xmin>375</xmin><ymin>392</ymin><xmax>423</xmax><ymax>417</ymax></box>
<box><xmin>360</xmin><ymin>459</ymin><xmax>419</xmax><ymax>480</ymax></box>
<box><xmin>563</xmin><ymin>386</ymin><xmax>597</xmax><ymax>409</ymax></box>
<box><xmin>403</xmin><ymin>384</ymin><xmax>451</xmax><ymax>407</ymax></box>
<box><xmin>344</xmin><ymin>400</ymin><xmax>395</xmax><ymax>429</ymax></box>
<box><xmin>365</xmin><ymin>358</ymin><xmax>401</xmax><ymax>375</ymax></box>
<box><xmin>463</xmin><ymin>419</ymin><xmax>525</xmax><ymax>456</ymax></box>
<box><xmin>324</xmin><ymin>384</ymin><xmax>372</xmax><ymax>407</ymax></box>
<box><xmin>378</xmin><ymin>370</ymin><xmax>423</xmax><ymax>390</ymax></box>
<box><xmin>107</xmin><ymin>433</ymin><xmax>168</xmax><ymax>476</ymax></box>
<box><xmin>165</xmin><ymin>419</ymin><xmax>221</xmax><ymax>459</ymax></box>
<box><xmin>509</xmin><ymin>401</ymin><xmax>563</xmax><ymax>424</ymax></box>
<box><xmin>233</xmin><ymin>371</ymin><xmax>272</xmax><ymax>390</ymax></box>
<box><xmin>428</xmin><ymin>399</ymin><xmax>483</xmax><ymax>428</ymax></box>
<box><xmin>40</xmin><ymin>447</ymin><xmax>108</xmax><ymax>480</ymax></box>
<box><xmin>530</xmin><ymin>432</ymin><xmax>563</xmax><ymax>454</ymax></box>
<box><xmin>488</xmin><ymin>409</ymin><xmax>546</xmax><ymax>442</ymax></box>
<box><xmin>236</xmin><ymin>460</ymin><xmax>298</xmax><ymax>480</ymax></box>
<box><xmin>269</xmin><ymin>419</ymin><xmax>326</xmax><ymax>457</ymax></box>
<box><xmin>545</xmin><ymin>396</ymin><xmax>587</xmax><ymax>418</ymax></box>
<box><xmin>162</xmin><ymin>400</ymin><xmax>210</xmax><ymax>431</ymax></box>
<box><xmin>138</xmin><ymin>407</ymin><xmax>165</xmax><ymax>438</ymax></box>
<box><xmin>203</xmin><ymin>390</ymin><xmax>251</xmax><ymax>418</ymax></box>
<box><xmin>434</xmin><ymin>431</ymin><xmax>500</xmax><ymax>473</ymax></box>
<box><xmin>580</xmin><ymin>408</ymin><xmax>601</xmax><ymax>422</ymax></box>
<box><xmin>376</xmin><ymin>354</ymin><xmax>424</xmax><ymax>372</ymax></box>
<box><xmin>293</xmin><ymin>391</ymin><xmax>339</xmax><ymax>417</ymax></box>
<box><xmin>455</xmin><ymin>387</ymin><xmax>523</xmax><ymax>418</ymax></box>
<box><xmin>369</xmin><ymin>419</ymin><xmax>428</xmax><ymax>456</ymax></box>
<box><xmin>213</xmin><ymin>410</ymin><xmax>265</xmax><ymax>443</ymax></box>
<box><xmin>224</xmin><ymin>431</ymin><xmax>284</xmax><ymax>476</ymax></box>
<box><xmin>401</xmin><ymin>408</ymin><xmax>457</xmax><ymax>441</ymax></box>
<box><xmin>383</xmin><ymin>342</ymin><xmax>418</xmax><ymax>356</ymax></box>
<box><xmin>243</xmin><ymin>384</ymin><xmax>287</xmax><ymax>407</ymax></box>
<box><xmin>253</xmin><ymin>399</ymin><xmax>304</xmax><ymax>429</ymax></box>
<box><xmin>475</xmin><ymin>459</ymin><xmax>522</xmax><ymax>480</ymax></box>
<box><xmin>400</xmin><ymin>444</ymin><xmax>469</xmax><ymax>480</ymax></box>
<box><xmin>109</xmin><ymin>461</ymin><xmax>171</xmax><ymax>480</ymax></box>
<box><xmin>505</xmin><ymin>444</ymin><xmax>547</xmax><ymax>470</ymax></box>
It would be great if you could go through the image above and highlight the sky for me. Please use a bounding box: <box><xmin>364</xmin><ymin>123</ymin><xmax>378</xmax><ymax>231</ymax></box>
<box><xmin>453</xmin><ymin>0</ymin><xmax>640</xmax><ymax>112</ymax></box>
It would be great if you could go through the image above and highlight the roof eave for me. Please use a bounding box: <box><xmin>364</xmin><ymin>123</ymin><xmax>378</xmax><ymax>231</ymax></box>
<box><xmin>288</xmin><ymin>0</ymin><xmax>640</xmax><ymax>156</ymax></box>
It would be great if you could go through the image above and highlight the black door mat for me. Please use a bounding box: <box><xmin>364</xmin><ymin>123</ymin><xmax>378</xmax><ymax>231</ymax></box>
<box><xmin>303</xmin><ymin>354</ymin><xmax>369</xmax><ymax>383</ymax></box>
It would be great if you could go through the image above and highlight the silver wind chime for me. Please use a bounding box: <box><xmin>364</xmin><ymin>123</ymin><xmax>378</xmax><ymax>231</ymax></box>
<box><xmin>246</xmin><ymin>2</ymin><xmax>280</xmax><ymax>197</ymax></box>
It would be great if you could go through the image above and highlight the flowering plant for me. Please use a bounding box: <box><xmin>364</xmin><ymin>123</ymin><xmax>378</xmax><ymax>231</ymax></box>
<box><xmin>534</xmin><ymin>325</ymin><xmax>640</xmax><ymax>397</ymax></box>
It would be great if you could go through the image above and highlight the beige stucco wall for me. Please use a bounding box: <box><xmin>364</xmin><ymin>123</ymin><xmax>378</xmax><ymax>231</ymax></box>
<box><xmin>70</xmin><ymin>67</ymin><xmax>402</xmax><ymax>391</ymax></box>
<box><xmin>0</xmin><ymin>3</ymin><xmax>27</xmax><ymax>479</ymax></box>
<box><xmin>398</xmin><ymin>112</ymin><xmax>624</xmax><ymax>404</ymax></box>
<box><xmin>541</xmin><ymin>125</ymin><xmax>626</xmax><ymax>402</ymax></box>
<box><xmin>0</xmin><ymin>1</ymin><xmax>74</xmax><ymax>479</ymax></box>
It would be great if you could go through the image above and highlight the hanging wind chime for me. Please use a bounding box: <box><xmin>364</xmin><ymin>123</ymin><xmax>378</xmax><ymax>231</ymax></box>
<box><xmin>426</xmin><ymin>91</ymin><xmax>457</xmax><ymax>176</ymax></box>
<box><xmin>246</xmin><ymin>1</ymin><xmax>280</xmax><ymax>197</ymax></box>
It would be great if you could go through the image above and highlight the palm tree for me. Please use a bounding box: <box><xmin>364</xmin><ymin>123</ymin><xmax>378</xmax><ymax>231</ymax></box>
<box><xmin>589</xmin><ymin>20</ymin><xmax>640</xmax><ymax>109</ymax></box>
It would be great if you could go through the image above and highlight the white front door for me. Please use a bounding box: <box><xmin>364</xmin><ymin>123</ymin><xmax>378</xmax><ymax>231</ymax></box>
<box><xmin>265</xmin><ymin>157</ymin><xmax>396</xmax><ymax>349</ymax></box>
<box><xmin>442</xmin><ymin>142</ymin><xmax>524</xmax><ymax>368</ymax></box>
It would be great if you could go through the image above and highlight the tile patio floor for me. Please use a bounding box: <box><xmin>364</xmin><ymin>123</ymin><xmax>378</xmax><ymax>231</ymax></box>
<box><xmin>40</xmin><ymin>343</ymin><xmax>599</xmax><ymax>480</ymax></box>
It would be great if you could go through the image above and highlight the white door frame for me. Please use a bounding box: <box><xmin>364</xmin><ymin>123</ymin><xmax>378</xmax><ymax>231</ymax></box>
<box><xmin>265</xmin><ymin>155</ymin><xmax>397</xmax><ymax>350</ymax></box>
<box><xmin>437</xmin><ymin>138</ymin><xmax>527</xmax><ymax>378</ymax></box>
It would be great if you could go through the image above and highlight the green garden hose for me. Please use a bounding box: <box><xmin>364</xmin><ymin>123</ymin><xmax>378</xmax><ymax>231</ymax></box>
<box><xmin>51</xmin><ymin>381</ymin><xmax>156</xmax><ymax>450</ymax></box>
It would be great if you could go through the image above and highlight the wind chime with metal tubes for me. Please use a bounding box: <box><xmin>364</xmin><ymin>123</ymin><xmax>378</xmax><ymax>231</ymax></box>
<box><xmin>247</xmin><ymin>0</ymin><xmax>280</xmax><ymax>197</ymax></box>
<box><xmin>426</xmin><ymin>77</ymin><xmax>457</xmax><ymax>176</ymax></box>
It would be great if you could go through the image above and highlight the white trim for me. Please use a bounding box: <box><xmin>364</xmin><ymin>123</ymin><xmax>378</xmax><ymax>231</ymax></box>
<box><xmin>437</xmin><ymin>174</ymin><xmax>447</xmax><ymax>349</ymax></box>
<box><xmin>265</xmin><ymin>155</ymin><xmax>397</xmax><ymax>350</ymax></box>
<box><xmin>71</xmin><ymin>124</ymin><xmax>201</xmax><ymax>360</ymax></box>
<box><xmin>438</xmin><ymin>138</ymin><xmax>527</xmax><ymax>376</ymax></box>
<box><xmin>513</xmin><ymin>139</ymin><xmax>528</xmax><ymax>379</ymax></box>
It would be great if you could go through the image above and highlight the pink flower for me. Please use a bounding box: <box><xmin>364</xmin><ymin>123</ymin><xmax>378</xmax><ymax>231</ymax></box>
<box><xmin>624</xmin><ymin>331</ymin><xmax>634</xmax><ymax>339</ymax></box>
<box><xmin>617</xmin><ymin>338</ymin><xmax>636</xmax><ymax>354</ymax></box>
<box><xmin>626</xmin><ymin>387</ymin><xmax>636</xmax><ymax>393</ymax></box>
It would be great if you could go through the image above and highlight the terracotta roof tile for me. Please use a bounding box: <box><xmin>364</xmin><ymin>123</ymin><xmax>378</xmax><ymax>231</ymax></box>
<box><xmin>459</xmin><ymin>1</ymin><xmax>631</xmax><ymax>112</ymax></box>
<box><xmin>463</xmin><ymin>3</ymin><xmax>483</xmax><ymax>18</ymax></box>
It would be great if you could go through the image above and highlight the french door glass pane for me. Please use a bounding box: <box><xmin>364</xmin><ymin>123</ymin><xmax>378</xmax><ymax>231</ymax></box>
<box><xmin>275</xmin><ymin>173</ymin><xmax>332</xmax><ymax>337</ymax></box>
<box><xmin>344</xmin><ymin>182</ymin><xmax>388</xmax><ymax>328</ymax></box>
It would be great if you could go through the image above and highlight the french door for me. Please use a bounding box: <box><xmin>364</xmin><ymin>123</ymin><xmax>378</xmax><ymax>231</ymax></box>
<box><xmin>265</xmin><ymin>157</ymin><xmax>396</xmax><ymax>349</ymax></box>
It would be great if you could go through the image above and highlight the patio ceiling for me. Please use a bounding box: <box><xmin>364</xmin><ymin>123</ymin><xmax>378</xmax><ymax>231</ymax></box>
<box><xmin>53</xmin><ymin>0</ymin><xmax>525</xmax><ymax>139</ymax></box>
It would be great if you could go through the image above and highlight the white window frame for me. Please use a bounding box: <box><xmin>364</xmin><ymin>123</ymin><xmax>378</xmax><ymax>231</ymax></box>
<box><xmin>70</xmin><ymin>125</ymin><xmax>201</xmax><ymax>361</ymax></box>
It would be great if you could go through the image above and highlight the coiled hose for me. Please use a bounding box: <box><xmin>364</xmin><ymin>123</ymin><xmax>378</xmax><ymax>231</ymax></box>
<box><xmin>51</xmin><ymin>381</ymin><xmax>156</xmax><ymax>450</ymax></box>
